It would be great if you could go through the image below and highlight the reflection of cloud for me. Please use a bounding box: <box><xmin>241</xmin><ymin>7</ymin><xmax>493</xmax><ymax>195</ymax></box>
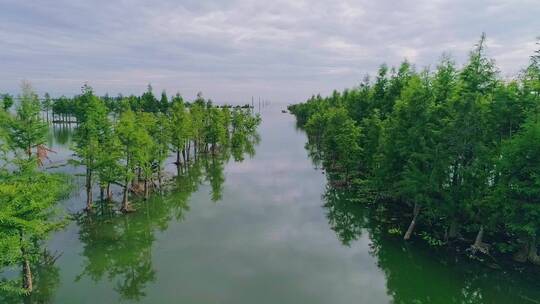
<box><xmin>1</xmin><ymin>0</ymin><xmax>538</xmax><ymax>103</ymax></box>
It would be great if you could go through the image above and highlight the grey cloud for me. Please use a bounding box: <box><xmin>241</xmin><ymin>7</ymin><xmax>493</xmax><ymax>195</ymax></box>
<box><xmin>0</xmin><ymin>0</ymin><xmax>538</xmax><ymax>103</ymax></box>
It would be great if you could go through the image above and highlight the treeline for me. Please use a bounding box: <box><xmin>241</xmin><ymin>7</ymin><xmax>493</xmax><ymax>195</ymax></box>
<box><xmin>0</xmin><ymin>81</ymin><xmax>261</xmax><ymax>296</ymax></box>
<box><xmin>72</xmin><ymin>84</ymin><xmax>261</xmax><ymax>213</ymax></box>
<box><xmin>289</xmin><ymin>35</ymin><xmax>540</xmax><ymax>266</ymax></box>
<box><xmin>2</xmin><ymin>84</ymin><xmax>252</xmax><ymax>123</ymax></box>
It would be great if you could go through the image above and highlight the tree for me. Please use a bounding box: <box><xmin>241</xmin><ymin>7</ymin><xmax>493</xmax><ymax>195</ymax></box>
<box><xmin>310</xmin><ymin>107</ymin><xmax>362</xmax><ymax>184</ymax></box>
<box><xmin>8</xmin><ymin>81</ymin><xmax>47</xmax><ymax>159</ymax></box>
<box><xmin>206</xmin><ymin>108</ymin><xmax>227</xmax><ymax>155</ymax></box>
<box><xmin>2</xmin><ymin>94</ymin><xmax>14</xmax><ymax>111</ymax></box>
<box><xmin>159</xmin><ymin>90</ymin><xmax>169</xmax><ymax>113</ymax></box>
<box><xmin>0</xmin><ymin>162</ymin><xmax>68</xmax><ymax>295</ymax></box>
<box><xmin>441</xmin><ymin>34</ymin><xmax>498</xmax><ymax>245</ymax></box>
<box><xmin>496</xmin><ymin>118</ymin><xmax>540</xmax><ymax>265</ymax></box>
<box><xmin>116</xmin><ymin>110</ymin><xmax>152</xmax><ymax>212</ymax></box>
<box><xmin>72</xmin><ymin>86</ymin><xmax>111</xmax><ymax>211</ymax></box>
<box><xmin>95</xmin><ymin>131</ymin><xmax>122</xmax><ymax>202</ymax></box>
<box><xmin>135</xmin><ymin>112</ymin><xmax>157</xmax><ymax>200</ymax></box>
<box><xmin>42</xmin><ymin>93</ymin><xmax>52</xmax><ymax>122</ymax></box>
<box><xmin>141</xmin><ymin>84</ymin><xmax>158</xmax><ymax>113</ymax></box>
<box><xmin>169</xmin><ymin>98</ymin><xmax>191</xmax><ymax>174</ymax></box>
<box><xmin>147</xmin><ymin>113</ymin><xmax>170</xmax><ymax>189</ymax></box>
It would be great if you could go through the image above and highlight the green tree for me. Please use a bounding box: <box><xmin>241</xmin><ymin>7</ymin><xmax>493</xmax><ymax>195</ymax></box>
<box><xmin>8</xmin><ymin>81</ymin><xmax>47</xmax><ymax>159</ymax></box>
<box><xmin>42</xmin><ymin>92</ymin><xmax>52</xmax><ymax>122</ymax></box>
<box><xmin>2</xmin><ymin>94</ymin><xmax>14</xmax><ymax>111</ymax></box>
<box><xmin>141</xmin><ymin>84</ymin><xmax>158</xmax><ymax>113</ymax></box>
<box><xmin>159</xmin><ymin>90</ymin><xmax>169</xmax><ymax>113</ymax></box>
<box><xmin>72</xmin><ymin>86</ymin><xmax>111</xmax><ymax>211</ymax></box>
<box><xmin>206</xmin><ymin>108</ymin><xmax>227</xmax><ymax>154</ymax></box>
<box><xmin>0</xmin><ymin>162</ymin><xmax>68</xmax><ymax>295</ymax></box>
<box><xmin>169</xmin><ymin>98</ymin><xmax>191</xmax><ymax>174</ymax></box>
<box><xmin>135</xmin><ymin>112</ymin><xmax>158</xmax><ymax>200</ymax></box>
<box><xmin>496</xmin><ymin>118</ymin><xmax>540</xmax><ymax>265</ymax></box>
<box><xmin>116</xmin><ymin>110</ymin><xmax>152</xmax><ymax>212</ymax></box>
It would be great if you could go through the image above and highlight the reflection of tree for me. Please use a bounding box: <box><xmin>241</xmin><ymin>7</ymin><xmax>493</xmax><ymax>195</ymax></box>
<box><xmin>205</xmin><ymin>156</ymin><xmax>225</xmax><ymax>202</ymax></box>
<box><xmin>74</xmin><ymin>175</ymin><xmax>198</xmax><ymax>303</ymax></box>
<box><xmin>231</xmin><ymin>131</ymin><xmax>259</xmax><ymax>162</ymax></box>
<box><xmin>29</xmin><ymin>250</ymin><xmax>62</xmax><ymax>303</ymax></box>
<box><xmin>0</xmin><ymin>250</ymin><xmax>61</xmax><ymax>304</ymax></box>
<box><xmin>322</xmin><ymin>182</ymin><xmax>540</xmax><ymax>304</ymax></box>
<box><xmin>73</xmin><ymin>143</ymin><xmax>258</xmax><ymax>302</ymax></box>
<box><xmin>2</xmin><ymin>123</ymin><xmax>261</xmax><ymax>303</ymax></box>
<box><xmin>304</xmin><ymin>141</ymin><xmax>323</xmax><ymax>169</ymax></box>
<box><xmin>323</xmin><ymin>186</ymin><xmax>367</xmax><ymax>246</ymax></box>
<box><xmin>52</xmin><ymin>124</ymin><xmax>73</xmax><ymax>146</ymax></box>
<box><xmin>76</xmin><ymin>209</ymin><xmax>156</xmax><ymax>301</ymax></box>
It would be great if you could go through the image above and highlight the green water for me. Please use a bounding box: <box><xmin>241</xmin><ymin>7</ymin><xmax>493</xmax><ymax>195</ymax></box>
<box><xmin>4</xmin><ymin>106</ymin><xmax>540</xmax><ymax>303</ymax></box>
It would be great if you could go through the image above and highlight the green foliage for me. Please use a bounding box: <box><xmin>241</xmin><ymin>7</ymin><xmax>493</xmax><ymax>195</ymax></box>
<box><xmin>1</xmin><ymin>94</ymin><xmax>14</xmax><ymax>111</ymax></box>
<box><xmin>0</xmin><ymin>81</ymin><xmax>262</xmax><ymax>298</ymax></box>
<box><xmin>0</xmin><ymin>161</ymin><xmax>69</xmax><ymax>295</ymax></box>
<box><xmin>290</xmin><ymin>35</ymin><xmax>540</xmax><ymax>263</ymax></box>
<box><xmin>7</xmin><ymin>81</ymin><xmax>47</xmax><ymax>158</ymax></box>
<box><xmin>496</xmin><ymin>118</ymin><xmax>540</xmax><ymax>238</ymax></box>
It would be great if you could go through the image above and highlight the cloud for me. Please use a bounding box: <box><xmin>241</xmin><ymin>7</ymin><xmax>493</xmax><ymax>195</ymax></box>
<box><xmin>0</xmin><ymin>0</ymin><xmax>538</xmax><ymax>103</ymax></box>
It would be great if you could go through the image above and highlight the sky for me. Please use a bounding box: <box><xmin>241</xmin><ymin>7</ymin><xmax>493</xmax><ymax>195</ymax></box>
<box><xmin>1</xmin><ymin>0</ymin><xmax>539</xmax><ymax>104</ymax></box>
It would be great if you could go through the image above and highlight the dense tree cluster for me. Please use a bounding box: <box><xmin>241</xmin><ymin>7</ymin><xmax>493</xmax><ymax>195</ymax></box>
<box><xmin>289</xmin><ymin>35</ymin><xmax>540</xmax><ymax>265</ymax></box>
<box><xmin>0</xmin><ymin>81</ymin><xmax>261</xmax><ymax>298</ymax></box>
<box><xmin>70</xmin><ymin>86</ymin><xmax>261</xmax><ymax>213</ymax></box>
<box><xmin>0</xmin><ymin>81</ymin><xmax>69</xmax><ymax>296</ymax></box>
<box><xmin>38</xmin><ymin>84</ymin><xmax>252</xmax><ymax>123</ymax></box>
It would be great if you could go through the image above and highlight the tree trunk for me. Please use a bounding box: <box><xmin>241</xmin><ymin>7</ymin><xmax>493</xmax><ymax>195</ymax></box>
<box><xmin>19</xmin><ymin>231</ymin><xmax>33</xmax><ymax>293</ymax></box>
<box><xmin>187</xmin><ymin>141</ymin><xmax>191</xmax><ymax>162</ymax></box>
<box><xmin>121</xmin><ymin>176</ymin><xmax>130</xmax><ymax>212</ymax></box>
<box><xmin>106</xmin><ymin>183</ymin><xmax>113</xmax><ymax>201</ymax></box>
<box><xmin>404</xmin><ymin>203</ymin><xmax>420</xmax><ymax>240</ymax></box>
<box><xmin>448</xmin><ymin>220</ymin><xmax>459</xmax><ymax>240</ymax></box>
<box><xmin>473</xmin><ymin>225</ymin><xmax>484</xmax><ymax>248</ymax></box>
<box><xmin>27</xmin><ymin>144</ymin><xmax>32</xmax><ymax>159</ymax></box>
<box><xmin>528</xmin><ymin>236</ymin><xmax>540</xmax><ymax>265</ymax></box>
<box><xmin>144</xmin><ymin>179</ymin><xmax>149</xmax><ymax>200</ymax></box>
<box><xmin>182</xmin><ymin>148</ymin><xmax>187</xmax><ymax>165</ymax></box>
<box><xmin>514</xmin><ymin>240</ymin><xmax>529</xmax><ymax>263</ymax></box>
<box><xmin>22</xmin><ymin>256</ymin><xmax>33</xmax><ymax>293</ymax></box>
<box><xmin>85</xmin><ymin>168</ymin><xmax>93</xmax><ymax>211</ymax></box>
<box><xmin>100</xmin><ymin>186</ymin><xmax>105</xmax><ymax>201</ymax></box>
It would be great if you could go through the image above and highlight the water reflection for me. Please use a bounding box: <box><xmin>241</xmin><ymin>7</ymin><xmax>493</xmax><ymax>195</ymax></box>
<box><xmin>0</xmin><ymin>251</ymin><xmax>62</xmax><ymax>304</ymax></box>
<box><xmin>322</xmin><ymin>185</ymin><xmax>540</xmax><ymax>304</ymax></box>
<box><xmin>71</xmin><ymin>139</ymin><xmax>258</xmax><ymax>301</ymax></box>
<box><xmin>50</xmin><ymin>123</ymin><xmax>74</xmax><ymax>147</ymax></box>
<box><xmin>0</xmin><ymin>118</ymin><xmax>260</xmax><ymax>303</ymax></box>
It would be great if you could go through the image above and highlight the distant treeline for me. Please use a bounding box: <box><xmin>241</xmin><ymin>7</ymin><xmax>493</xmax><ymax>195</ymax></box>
<box><xmin>1</xmin><ymin>84</ymin><xmax>252</xmax><ymax>123</ymax></box>
<box><xmin>289</xmin><ymin>35</ymin><xmax>540</xmax><ymax>266</ymax></box>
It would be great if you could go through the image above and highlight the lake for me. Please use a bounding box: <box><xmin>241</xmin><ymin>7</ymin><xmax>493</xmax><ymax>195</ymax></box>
<box><xmin>6</xmin><ymin>104</ymin><xmax>540</xmax><ymax>304</ymax></box>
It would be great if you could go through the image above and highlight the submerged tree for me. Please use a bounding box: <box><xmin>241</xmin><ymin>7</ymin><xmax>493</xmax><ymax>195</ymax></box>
<box><xmin>8</xmin><ymin>81</ymin><xmax>48</xmax><ymax>159</ymax></box>
<box><xmin>116</xmin><ymin>110</ymin><xmax>152</xmax><ymax>212</ymax></box>
<box><xmin>72</xmin><ymin>86</ymin><xmax>111</xmax><ymax>211</ymax></box>
<box><xmin>0</xmin><ymin>162</ymin><xmax>68</xmax><ymax>295</ymax></box>
<box><xmin>289</xmin><ymin>35</ymin><xmax>540</xmax><ymax>265</ymax></box>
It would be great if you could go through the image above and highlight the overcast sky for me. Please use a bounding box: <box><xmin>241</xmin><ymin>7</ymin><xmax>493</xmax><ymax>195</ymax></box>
<box><xmin>1</xmin><ymin>0</ymin><xmax>539</xmax><ymax>103</ymax></box>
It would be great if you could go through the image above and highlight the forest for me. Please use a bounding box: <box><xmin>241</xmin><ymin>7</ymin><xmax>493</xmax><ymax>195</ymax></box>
<box><xmin>288</xmin><ymin>35</ymin><xmax>540</xmax><ymax>267</ymax></box>
<box><xmin>0</xmin><ymin>83</ymin><xmax>261</xmax><ymax>298</ymax></box>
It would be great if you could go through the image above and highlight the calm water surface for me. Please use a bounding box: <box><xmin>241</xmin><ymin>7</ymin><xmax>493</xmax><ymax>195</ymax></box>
<box><xmin>11</xmin><ymin>105</ymin><xmax>540</xmax><ymax>303</ymax></box>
